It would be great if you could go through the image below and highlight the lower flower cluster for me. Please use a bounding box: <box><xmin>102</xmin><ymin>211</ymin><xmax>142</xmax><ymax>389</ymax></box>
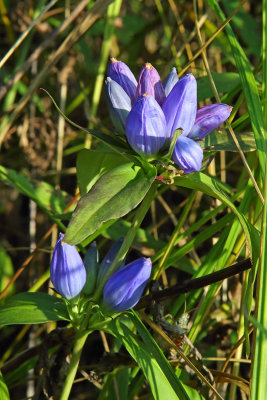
<box><xmin>106</xmin><ymin>59</ymin><xmax>232</xmax><ymax>173</ymax></box>
<box><xmin>50</xmin><ymin>233</ymin><xmax>152</xmax><ymax>312</ymax></box>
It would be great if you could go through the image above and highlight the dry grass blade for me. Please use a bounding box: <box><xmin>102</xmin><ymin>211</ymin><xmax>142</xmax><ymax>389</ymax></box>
<box><xmin>0</xmin><ymin>0</ymin><xmax>58</xmax><ymax>70</ymax></box>
<box><xmin>178</xmin><ymin>0</ymin><xmax>247</xmax><ymax>77</ymax></box>
<box><xmin>0</xmin><ymin>0</ymin><xmax>92</xmax><ymax>101</ymax></box>
<box><xmin>193</xmin><ymin>0</ymin><xmax>264</xmax><ymax>205</ymax></box>
<box><xmin>0</xmin><ymin>0</ymin><xmax>113</xmax><ymax>147</ymax></box>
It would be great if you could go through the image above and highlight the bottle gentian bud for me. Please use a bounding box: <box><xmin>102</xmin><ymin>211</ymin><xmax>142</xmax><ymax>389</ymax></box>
<box><xmin>163</xmin><ymin>67</ymin><xmax>179</xmax><ymax>97</ymax></box>
<box><xmin>103</xmin><ymin>257</ymin><xmax>152</xmax><ymax>312</ymax></box>
<box><xmin>162</xmin><ymin>74</ymin><xmax>197</xmax><ymax>138</ymax></box>
<box><xmin>126</xmin><ymin>93</ymin><xmax>167</xmax><ymax>155</ymax></box>
<box><xmin>105</xmin><ymin>77</ymin><xmax>132</xmax><ymax>135</ymax></box>
<box><xmin>97</xmin><ymin>238</ymin><xmax>124</xmax><ymax>286</ymax></box>
<box><xmin>82</xmin><ymin>242</ymin><xmax>99</xmax><ymax>295</ymax></box>
<box><xmin>50</xmin><ymin>233</ymin><xmax>86</xmax><ymax>300</ymax></box>
<box><xmin>188</xmin><ymin>104</ymin><xmax>233</xmax><ymax>139</ymax></box>
<box><xmin>108</xmin><ymin>58</ymin><xmax>137</xmax><ymax>104</ymax></box>
<box><xmin>136</xmin><ymin>63</ymin><xmax>166</xmax><ymax>105</ymax></box>
<box><xmin>172</xmin><ymin>136</ymin><xmax>203</xmax><ymax>174</ymax></box>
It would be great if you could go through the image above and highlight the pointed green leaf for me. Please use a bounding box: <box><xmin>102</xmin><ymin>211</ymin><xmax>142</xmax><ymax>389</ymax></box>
<box><xmin>112</xmin><ymin>317</ymin><xmax>191</xmax><ymax>400</ymax></box>
<box><xmin>203</xmin><ymin>131</ymin><xmax>256</xmax><ymax>152</ymax></box>
<box><xmin>197</xmin><ymin>72</ymin><xmax>240</xmax><ymax>101</ymax></box>
<box><xmin>0</xmin><ymin>293</ymin><xmax>69</xmax><ymax>325</ymax></box>
<box><xmin>250</xmin><ymin>161</ymin><xmax>267</xmax><ymax>399</ymax></box>
<box><xmin>77</xmin><ymin>149</ymin><xmax>127</xmax><ymax>195</ymax></box>
<box><xmin>64</xmin><ymin>163</ymin><xmax>156</xmax><ymax>245</ymax></box>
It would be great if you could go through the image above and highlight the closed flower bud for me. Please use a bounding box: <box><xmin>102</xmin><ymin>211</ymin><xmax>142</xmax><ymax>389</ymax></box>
<box><xmin>172</xmin><ymin>136</ymin><xmax>203</xmax><ymax>174</ymax></box>
<box><xmin>103</xmin><ymin>257</ymin><xmax>152</xmax><ymax>312</ymax></box>
<box><xmin>126</xmin><ymin>93</ymin><xmax>167</xmax><ymax>155</ymax></box>
<box><xmin>108</xmin><ymin>58</ymin><xmax>137</xmax><ymax>104</ymax></box>
<box><xmin>188</xmin><ymin>104</ymin><xmax>233</xmax><ymax>139</ymax></box>
<box><xmin>97</xmin><ymin>238</ymin><xmax>124</xmax><ymax>286</ymax></box>
<box><xmin>50</xmin><ymin>233</ymin><xmax>86</xmax><ymax>300</ymax></box>
<box><xmin>136</xmin><ymin>63</ymin><xmax>166</xmax><ymax>105</ymax></box>
<box><xmin>163</xmin><ymin>67</ymin><xmax>179</xmax><ymax>96</ymax></box>
<box><xmin>82</xmin><ymin>242</ymin><xmax>99</xmax><ymax>295</ymax></box>
<box><xmin>162</xmin><ymin>74</ymin><xmax>197</xmax><ymax>138</ymax></box>
<box><xmin>105</xmin><ymin>77</ymin><xmax>132</xmax><ymax>135</ymax></box>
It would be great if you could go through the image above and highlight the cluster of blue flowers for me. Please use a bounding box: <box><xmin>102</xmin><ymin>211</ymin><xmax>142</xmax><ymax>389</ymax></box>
<box><xmin>106</xmin><ymin>59</ymin><xmax>232</xmax><ymax>173</ymax></box>
<box><xmin>50</xmin><ymin>233</ymin><xmax>152</xmax><ymax>312</ymax></box>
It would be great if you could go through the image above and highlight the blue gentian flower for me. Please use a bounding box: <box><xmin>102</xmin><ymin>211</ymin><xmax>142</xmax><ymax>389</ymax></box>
<box><xmin>97</xmin><ymin>238</ymin><xmax>125</xmax><ymax>286</ymax></box>
<box><xmin>106</xmin><ymin>60</ymin><xmax>232</xmax><ymax>173</ymax></box>
<box><xmin>172</xmin><ymin>136</ymin><xmax>203</xmax><ymax>174</ymax></box>
<box><xmin>136</xmin><ymin>63</ymin><xmax>166</xmax><ymax>106</ymax></box>
<box><xmin>126</xmin><ymin>93</ymin><xmax>167</xmax><ymax>155</ymax></box>
<box><xmin>82</xmin><ymin>242</ymin><xmax>99</xmax><ymax>295</ymax></box>
<box><xmin>103</xmin><ymin>257</ymin><xmax>152</xmax><ymax>312</ymax></box>
<box><xmin>105</xmin><ymin>77</ymin><xmax>132</xmax><ymax>136</ymax></box>
<box><xmin>187</xmin><ymin>104</ymin><xmax>233</xmax><ymax>139</ymax></box>
<box><xmin>163</xmin><ymin>67</ymin><xmax>179</xmax><ymax>96</ymax></box>
<box><xmin>50</xmin><ymin>233</ymin><xmax>86</xmax><ymax>300</ymax></box>
<box><xmin>108</xmin><ymin>58</ymin><xmax>137</xmax><ymax>104</ymax></box>
<box><xmin>162</xmin><ymin>74</ymin><xmax>197</xmax><ymax>138</ymax></box>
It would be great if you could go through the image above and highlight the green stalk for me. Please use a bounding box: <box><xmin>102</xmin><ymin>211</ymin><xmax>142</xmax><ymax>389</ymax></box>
<box><xmin>250</xmin><ymin>162</ymin><xmax>267</xmax><ymax>399</ymax></box>
<box><xmin>94</xmin><ymin>182</ymin><xmax>157</xmax><ymax>301</ymax></box>
<box><xmin>60</xmin><ymin>329</ymin><xmax>89</xmax><ymax>400</ymax></box>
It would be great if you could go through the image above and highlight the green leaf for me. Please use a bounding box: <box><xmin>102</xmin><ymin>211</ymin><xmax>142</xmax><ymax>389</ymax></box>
<box><xmin>0</xmin><ymin>166</ymin><xmax>74</xmax><ymax>216</ymax></box>
<box><xmin>64</xmin><ymin>163</ymin><xmax>156</xmax><ymax>245</ymax></box>
<box><xmin>250</xmin><ymin>161</ymin><xmax>267</xmax><ymax>399</ymax></box>
<box><xmin>98</xmin><ymin>369</ymin><xmax>130</xmax><ymax>400</ymax></box>
<box><xmin>197</xmin><ymin>72</ymin><xmax>240</xmax><ymax>101</ymax></box>
<box><xmin>77</xmin><ymin>149</ymin><xmax>127</xmax><ymax>196</ymax></box>
<box><xmin>0</xmin><ymin>245</ymin><xmax>14</xmax><ymax>295</ymax></box>
<box><xmin>174</xmin><ymin>173</ymin><xmax>259</xmax><ymax>266</ymax></box>
<box><xmin>0</xmin><ymin>370</ymin><xmax>10</xmax><ymax>400</ymax></box>
<box><xmin>112</xmin><ymin>317</ymin><xmax>191</xmax><ymax>400</ymax></box>
<box><xmin>203</xmin><ymin>131</ymin><xmax>256</xmax><ymax>152</ymax></box>
<box><xmin>0</xmin><ymin>293</ymin><xmax>69</xmax><ymax>325</ymax></box>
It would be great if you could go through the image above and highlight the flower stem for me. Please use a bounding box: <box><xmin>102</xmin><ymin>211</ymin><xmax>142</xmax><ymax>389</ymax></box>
<box><xmin>60</xmin><ymin>329</ymin><xmax>89</xmax><ymax>400</ymax></box>
<box><xmin>94</xmin><ymin>182</ymin><xmax>158</xmax><ymax>301</ymax></box>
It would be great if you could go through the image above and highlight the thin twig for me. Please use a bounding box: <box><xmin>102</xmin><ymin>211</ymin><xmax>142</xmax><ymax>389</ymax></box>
<box><xmin>136</xmin><ymin>258</ymin><xmax>252</xmax><ymax>309</ymax></box>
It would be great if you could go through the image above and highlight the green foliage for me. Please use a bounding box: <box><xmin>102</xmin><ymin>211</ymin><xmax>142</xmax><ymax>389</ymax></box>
<box><xmin>64</xmin><ymin>162</ymin><xmax>156</xmax><ymax>245</ymax></box>
<box><xmin>77</xmin><ymin>149</ymin><xmax>127</xmax><ymax>195</ymax></box>
<box><xmin>0</xmin><ymin>371</ymin><xmax>9</xmax><ymax>400</ymax></box>
<box><xmin>0</xmin><ymin>0</ymin><xmax>265</xmax><ymax>399</ymax></box>
<box><xmin>0</xmin><ymin>293</ymin><xmax>69</xmax><ymax>325</ymax></box>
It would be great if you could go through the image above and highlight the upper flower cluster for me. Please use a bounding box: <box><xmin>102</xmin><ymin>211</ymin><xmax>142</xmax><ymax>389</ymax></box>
<box><xmin>106</xmin><ymin>59</ymin><xmax>232</xmax><ymax>174</ymax></box>
<box><xmin>50</xmin><ymin>234</ymin><xmax>151</xmax><ymax>312</ymax></box>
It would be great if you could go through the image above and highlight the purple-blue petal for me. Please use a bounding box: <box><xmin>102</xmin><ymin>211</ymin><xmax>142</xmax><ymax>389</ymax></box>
<box><xmin>136</xmin><ymin>63</ymin><xmax>166</xmax><ymax>106</ymax></box>
<box><xmin>82</xmin><ymin>242</ymin><xmax>99</xmax><ymax>295</ymax></box>
<box><xmin>163</xmin><ymin>67</ymin><xmax>179</xmax><ymax>97</ymax></box>
<box><xmin>108</xmin><ymin>58</ymin><xmax>137</xmax><ymax>104</ymax></box>
<box><xmin>103</xmin><ymin>257</ymin><xmax>152</xmax><ymax>312</ymax></box>
<box><xmin>162</xmin><ymin>74</ymin><xmax>197</xmax><ymax>138</ymax></box>
<box><xmin>126</xmin><ymin>94</ymin><xmax>168</xmax><ymax>155</ymax></box>
<box><xmin>172</xmin><ymin>136</ymin><xmax>203</xmax><ymax>174</ymax></box>
<box><xmin>188</xmin><ymin>104</ymin><xmax>232</xmax><ymax>139</ymax></box>
<box><xmin>97</xmin><ymin>238</ymin><xmax>124</xmax><ymax>286</ymax></box>
<box><xmin>105</xmin><ymin>77</ymin><xmax>132</xmax><ymax>135</ymax></box>
<box><xmin>50</xmin><ymin>233</ymin><xmax>86</xmax><ymax>300</ymax></box>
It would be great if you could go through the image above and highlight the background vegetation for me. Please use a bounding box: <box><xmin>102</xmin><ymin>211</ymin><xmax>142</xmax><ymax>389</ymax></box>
<box><xmin>0</xmin><ymin>0</ymin><xmax>265</xmax><ymax>399</ymax></box>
